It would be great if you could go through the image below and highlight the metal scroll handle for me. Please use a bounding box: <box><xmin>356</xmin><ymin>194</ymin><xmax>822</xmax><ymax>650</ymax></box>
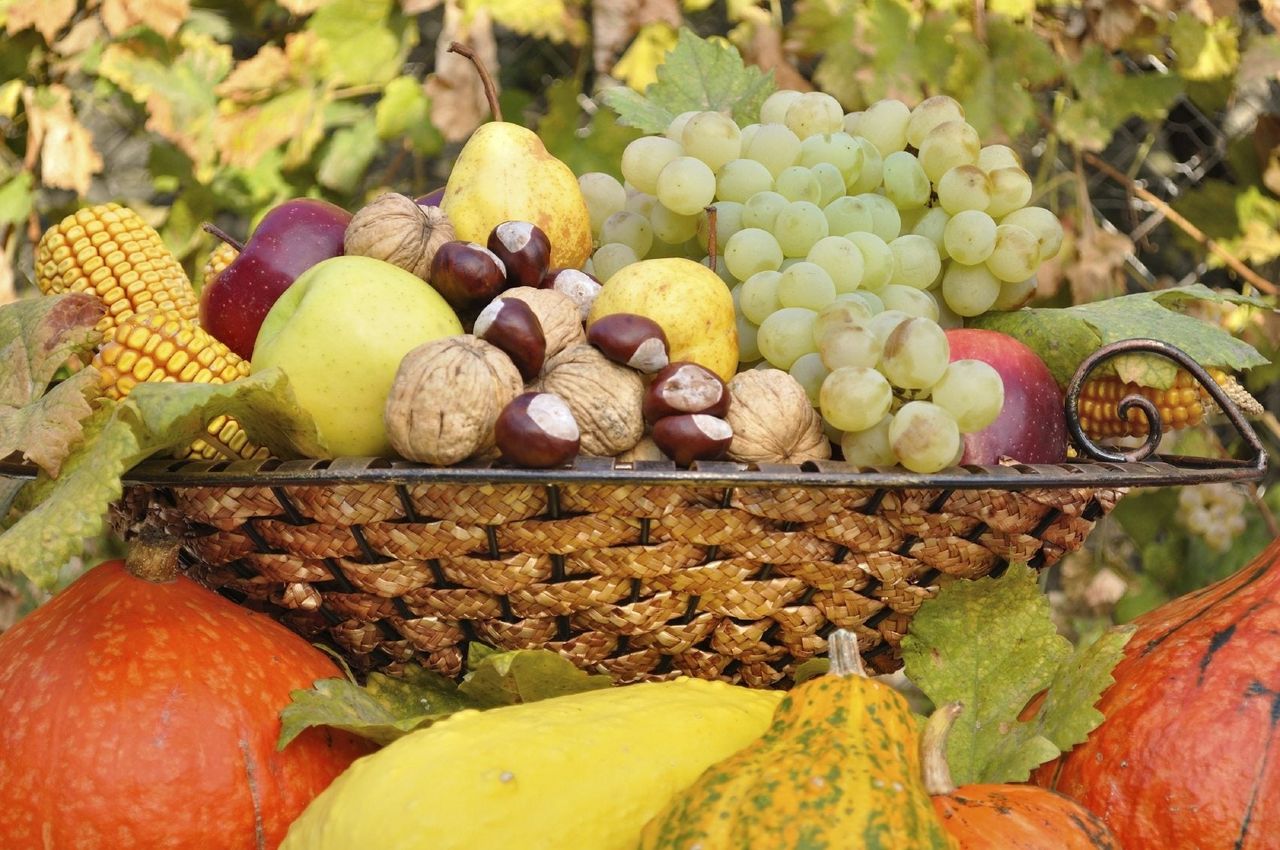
<box><xmin>1063</xmin><ymin>338</ymin><xmax>1268</xmax><ymax>470</ymax></box>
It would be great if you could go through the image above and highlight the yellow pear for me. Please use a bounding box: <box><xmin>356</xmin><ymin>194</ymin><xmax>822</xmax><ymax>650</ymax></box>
<box><xmin>589</xmin><ymin>258</ymin><xmax>739</xmax><ymax>381</ymax></box>
<box><xmin>440</xmin><ymin>44</ymin><xmax>592</xmax><ymax>271</ymax></box>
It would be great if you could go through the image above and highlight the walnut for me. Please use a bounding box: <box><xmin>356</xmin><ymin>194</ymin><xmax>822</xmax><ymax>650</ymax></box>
<box><xmin>725</xmin><ymin>368</ymin><xmax>831</xmax><ymax>464</ymax></box>
<box><xmin>344</xmin><ymin>193</ymin><xmax>454</xmax><ymax>279</ymax></box>
<box><xmin>534</xmin><ymin>344</ymin><xmax>644</xmax><ymax>457</ymax></box>
<box><xmin>385</xmin><ymin>335</ymin><xmax>523</xmax><ymax>465</ymax></box>
<box><xmin>498</xmin><ymin>286</ymin><xmax>585</xmax><ymax>362</ymax></box>
<box><xmin>617</xmin><ymin>436</ymin><xmax>668</xmax><ymax>464</ymax></box>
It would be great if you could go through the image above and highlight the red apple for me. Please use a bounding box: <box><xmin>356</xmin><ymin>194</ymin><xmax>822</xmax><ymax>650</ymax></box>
<box><xmin>945</xmin><ymin>328</ymin><xmax>1067</xmax><ymax>465</ymax></box>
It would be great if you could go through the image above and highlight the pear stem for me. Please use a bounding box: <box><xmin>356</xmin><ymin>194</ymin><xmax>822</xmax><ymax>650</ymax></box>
<box><xmin>705</xmin><ymin>206</ymin><xmax>718</xmax><ymax>274</ymax></box>
<box><xmin>202</xmin><ymin>222</ymin><xmax>245</xmax><ymax>253</ymax></box>
<box><xmin>448</xmin><ymin>42</ymin><xmax>503</xmax><ymax>123</ymax></box>
<box><xmin>920</xmin><ymin>701</ymin><xmax>965</xmax><ymax>795</ymax></box>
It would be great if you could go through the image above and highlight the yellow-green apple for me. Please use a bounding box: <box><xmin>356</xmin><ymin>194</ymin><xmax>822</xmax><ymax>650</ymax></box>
<box><xmin>252</xmin><ymin>256</ymin><xmax>463</xmax><ymax>457</ymax></box>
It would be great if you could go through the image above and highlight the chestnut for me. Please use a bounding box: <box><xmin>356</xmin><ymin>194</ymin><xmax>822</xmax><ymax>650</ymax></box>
<box><xmin>642</xmin><ymin>361</ymin><xmax>730</xmax><ymax>424</ymax></box>
<box><xmin>474</xmin><ymin>296</ymin><xmax>546</xmax><ymax>381</ymax></box>
<box><xmin>430</xmin><ymin>240</ymin><xmax>508</xmax><ymax>308</ymax></box>
<box><xmin>495</xmin><ymin>392</ymin><xmax>580</xmax><ymax>468</ymax></box>
<box><xmin>651</xmin><ymin>414</ymin><xmax>733</xmax><ymax>467</ymax></box>
<box><xmin>487</xmin><ymin>221</ymin><xmax>551</xmax><ymax>288</ymax></box>
<box><xmin>540</xmin><ymin>267</ymin><xmax>601</xmax><ymax>320</ymax></box>
<box><xmin>586</xmin><ymin>313</ymin><xmax>669</xmax><ymax>374</ymax></box>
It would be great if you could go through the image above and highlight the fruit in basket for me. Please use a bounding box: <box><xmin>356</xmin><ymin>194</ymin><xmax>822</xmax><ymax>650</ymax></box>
<box><xmin>588</xmin><ymin>258</ymin><xmax>738</xmax><ymax>381</ymax></box>
<box><xmin>201</xmin><ymin>239</ymin><xmax>239</xmax><ymax>288</ymax></box>
<box><xmin>200</xmin><ymin>198</ymin><xmax>352</xmax><ymax>359</ymax></box>
<box><xmin>429</xmin><ymin>240</ymin><xmax>511</xmax><ymax>309</ymax></box>
<box><xmin>439</xmin><ymin>45</ymin><xmax>592</xmax><ymax>271</ymax></box>
<box><xmin>638</xmin><ymin>630</ymin><xmax>957</xmax><ymax>849</ymax></box>
<box><xmin>280</xmin><ymin>677</ymin><xmax>782</xmax><ymax>850</ymax></box>
<box><xmin>651</xmin><ymin>413</ymin><xmax>734</xmax><ymax>466</ymax></box>
<box><xmin>1035</xmin><ymin>536</ymin><xmax>1280</xmax><ymax>848</ymax></box>
<box><xmin>384</xmin><ymin>335</ymin><xmax>524</xmax><ymax>465</ymax></box>
<box><xmin>0</xmin><ymin>537</ymin><xmax>372</xmax><ymax>850</ymax></box>
<box><xmin>252</xmin><ymin>255</ymin><xmax>463</xmax><ymax>458</ymax></box>
<box><xmin>35</xmin><ymin>202</ymin><xmax>199</xmax><ymax>334</ymax></box>
<box><xmin>499</xmin><ymin>286</ymin><xmax>586</xmax><ymax>361</ymax></box>
<box><xmin>586</xmin><ymin>313</ymin><xmax>670</xmax><ymax>373</ymax></box>
<box><xmin>533</xmin><ymin>343</ymin><xmax>645</xmax><ymax>457</ymax></box>
<box><xmin>474</xmin><ymin>296</ymin><xmax>546</xmax><ymax>381</ymax></box>
<box><xmin>945</xmin><ymin>328</ymin><xmax>1066</xmax><ymax>465</ymax></box>
<box><xmin>724</xmin><ymin>368</ymin><xmax>830</xmax><ymax>463</ymax></box>
<box><xmin>343</xmin><ymin>192</ymin><xmax>454</xmax><ymax>280</ymax></box>
<box><xmin>643</xmin><ymin>362</ymin><xmax>730</xmax><ymax>423</ymax></box>
<box><xmin>1075</xmin><ymin>367</ymin><xmax>1263</xmax><ymax>440</ymax></box>
<box><xmin>542</xmin><ymin>267</ymin><xmax>602</xmax><ymax>320</ymax></box>
<box><xmin>495</xmin><ymin>391</ymin><xmax>580</xmax><ymax>467</ymax></box>
<box><xmin>487</xmin><ymin>221</ymin><xmax>552</xmax><ymax>288</ymax></box>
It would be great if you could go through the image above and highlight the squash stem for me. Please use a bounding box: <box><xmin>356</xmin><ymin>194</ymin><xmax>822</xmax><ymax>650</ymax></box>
<box><xmin>921</xmin><ymin>702</ymin><xmax>965</xmax><ymax>795</ymax></box>
<box><xmin>827</xmin><ymin>629</ymin><xmax>867</xmax><ymax>677</ymax></box>
<box><xmin>125</xmin><ymin>530</ymin><xmax>182</xmax><ymax>583</ymax></box>
<box><xmin>447</xmin><ymin>42</ymin><xmax>503</xmax><ymax>122</ymax></box>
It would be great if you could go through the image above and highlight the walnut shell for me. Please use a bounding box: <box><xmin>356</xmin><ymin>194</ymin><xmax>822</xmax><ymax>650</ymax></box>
<box><xmin>385</xmin><ymin>335</ymin><xmax>523</xmax><ymax>465</ymax></box>
<box><xmin>498</xmin><ymin>286</ymin><xmax>585</xmax><ymax>362</ymax></box>
<box><xmin>534</xmin><ymin>344</ymin><xmax>644</xmax><ymax>457</ymax></box>
<box><xmin>725</xmin><ymin>368</ymin><xmax>831</xmax><ymax>464</ymax></box>
<box><xmin>345</xmin><ymin>192</ymin><xmax>454</xmax><ymax>279</ymax></box>
<box><xmin>617</xmin><ymin>436</ymin><xmax>668</xmax><ymax>464</ymax></box>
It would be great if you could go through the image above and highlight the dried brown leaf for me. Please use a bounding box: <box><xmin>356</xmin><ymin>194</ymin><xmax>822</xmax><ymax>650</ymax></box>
<box><xmin>1087</xmin><ymin>0</ymin><xmax>1144</xmax><ymax>50</ymax></box>
<box><xmin>216</xmin><ymin>43</ymin><xmax>292</xmax><ymax>103</ymax></box>
<box><xmin>425</xmin><ymin>1</ymin><xmax>498</xmax><ymax>143</ymax></box>
<box><xmin>1264</xmin><ymin>0</ymin><xmax>1280</xmax><ymax>32</ymax></box>
<box><xmin>52</xmin><ymin>16</ymin><xmax>104</xmax><ymax>56</ymax></box>
<box><xmin>1065</xmin><ymin>226</ymin><xmax>1132</xmax><ymax>304</ymax></box>
<box><xmin>100</xmin><ymin>0</ymin><xmax>190</xmax><ymax>39</ymax></box>
<box><xmin>23</xmin><ymin>85</ymin><xmax>104</xmax><ymax>197</ymax></box>
<box><xmin>5</xmin><ymin>0</ymin><xmax>76</xmax><ymax>43</ymax></box>
<box><xmin>591</xmin><ymin>0</ymin><xmax>682</xmax><ymax>75</ymax></box>
<box><xmin>738</xmin><ymin>13</ymin><xmax>810</xmax><ymax>93</ymax></box>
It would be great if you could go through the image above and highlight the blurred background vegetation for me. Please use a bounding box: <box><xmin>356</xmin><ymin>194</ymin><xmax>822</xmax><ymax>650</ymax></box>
<box><xmin>1</xmin><ymin>0</ymin><xmax>1279</xmax><ymax>634</ymax></box>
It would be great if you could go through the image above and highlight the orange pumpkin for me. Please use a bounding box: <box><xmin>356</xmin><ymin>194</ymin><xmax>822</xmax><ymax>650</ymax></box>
<box><xmin>926</xmin><ymin>703</ymin><xmax>1120</xmax><ymax>849</ymax></box>
<box><xmin>1038</xmin><ymin>536</ymin><xmax>1280</xmax><ymax>848</ymax></box>
<box><xmin>0</xmin><ymin>537</ymin><xmax>373</xmax><ymax>849</ymax></box>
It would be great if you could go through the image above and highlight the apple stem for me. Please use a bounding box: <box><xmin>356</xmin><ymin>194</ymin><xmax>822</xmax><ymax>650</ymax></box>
<box><xmin>202</xmin><ymin>222</ymin><xmax>245</xmax><ymax>253</ymax></box>
<box><xmin>448</xmin><ymin>42</ymin><xmax>503</xmax><ymax>123</ymax></box>
<box><xmin>705</xmin><ymin>206</ymin><xmax>718</xmax><ymax>274</ymax></box>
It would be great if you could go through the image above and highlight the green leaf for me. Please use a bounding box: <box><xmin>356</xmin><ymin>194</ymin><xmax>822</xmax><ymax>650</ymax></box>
<box><xmin>458</xmin><ymin>647</ymin><xmax>613</xmax><ymax>705</ymax></box>
<box><xmin>375</xmin><ymin>76</ymin><xmax>443</xmax><ymax>156</ymax></box>
<box><xmin>539</xmin><ymin>77</ymin><xmax>642</xmax><ymax>181</ymax></box>
<box><xmin>602</xmin><ymin>27</ymin><xmax>774</xmax><ymax>133</ymax></box>
<box><xmin>0</xmin><ymin>171</ymin><xmax>33</xmax><ymax>225</ymax></box>
<box><xmin>953</xmin><ymin>18</ymin><xmax>1060</xmax><ymax>139</ymax></box>
<box><xmin>461</xmin><ymin>0</ymin><xmax>587</xmax><ymax>45</ymax></box>
<box><xmin>970</xmin><ymin>284</ymin><xmax>1270</xmax><ymax>388</ymax></box>
<box><xmin>317</xmin><ymin>116</ymin><xmax>379</xmax><ymax>194</ymax></box>
<box><xmin>1058</xmin><ymin>46</ymin><xmax>1184</xmax><ymax>151</ymax></box>
<box><xmin>307</xmin><ymin>0</ymin><xmax>410</xmax><ymax>87</ymax></box>
<box><xmin>1171</xmin><ymin>15</ymin><xmax>1239</xmax><ymax>82</ymax></box>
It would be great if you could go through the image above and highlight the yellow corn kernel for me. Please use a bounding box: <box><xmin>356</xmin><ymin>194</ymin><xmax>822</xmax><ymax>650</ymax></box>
<box><xmin>201</xmin><ymin>240</ymin><xmax>239</xmax><ymax>288</ymax></box>
<box><xmin>1076</xmin><ymin>367</ymin><xmax>1259</xmax><ymax>440</ymax></box>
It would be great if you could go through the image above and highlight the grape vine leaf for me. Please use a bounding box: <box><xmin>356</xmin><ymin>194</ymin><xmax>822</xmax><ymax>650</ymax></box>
<box><xmin>970</xmin><ymin>284</ymin><xmax>1271</xmax><ymax>388</ymax></box>
<box><xmin>1058</xmin><ymin>46</ymin><xmax>1184</xmax><ymax>151</ymax></box>
<box><xmin>100</xmin><ymin>0</ymin><xmax>189</xmax><ymax>40</ymax></box>
<box><xmin>539</xmin><ymin>77</ymin><xmax>642</xmax><ymax>181</ymax></box>
<box><xmin>901</xmin><ymin>564</ymin><xmax>1135</xmax><ymax>784</ymax></box>
<box><xmin>1171</xmin><ymin>15</ymin><xmax>1240</xmax><ymax>82</ymax></box>
<box><xmin>602</xmin><ymin>27</ymin><xmax>774</xmax><ymax>133</ymax></box>
<box><xmin>4</xmin><ymin>0</ymin><xmax>75</xmax><ymax>43</ymax></box>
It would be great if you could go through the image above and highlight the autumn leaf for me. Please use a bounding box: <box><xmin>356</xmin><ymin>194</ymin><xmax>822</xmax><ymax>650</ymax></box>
<box><xmin>426</xmin><ymin>0</ymin><xmax>499</xmax><ymax>142</ymax></box>
<box><xmin>464</xmin><ymin>0</ymin><xmax>588</xmax><ymax>46</ymax></box>
<box><xmin>279</xmin><ymin>0</ymin><xmax>339</xmax><ymax>13</ymax></box>
<box><xmin>612</xmin><ymin>22</ymin><xmax>680</xmax><ymax>91</ymax></box>
<box><xmin>22</xmin><ymin>84</ymin><xmax>103</xmax><ymax>197</ymax></box>
<box><xmin>590</xmin><ymin>0</ymin><xmax>682</xmax><ymax>75</ymax></box>
<box><xmin>1064</xmin><ymin>226</ymin><xmax>1132</xmax><ymax>305</ymax></box>
<box><xmin>100</xmin><ymin>0</ymin><xmax>190</xmax><ymax>39</ymax></box>
<box><xmin>4</xmin><ymin>0</ymin><xmax>75</xmax><ymax>43</ymax></box>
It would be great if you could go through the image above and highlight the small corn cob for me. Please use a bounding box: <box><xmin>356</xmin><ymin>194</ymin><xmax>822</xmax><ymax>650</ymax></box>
<box><xmin>92</xmin><ymin>309</ymin><xmax>268</xmax><ymax>461</ymax></box>
<box><xmin>36</xmin><ymin>203</ymin><xmax>199</xmax><ymax>334</ymax></box>
<box><xmin>1077</xmin><ymin>367</ymin><xmax>1262</xmax><ymax>440</ymax></box>
<box><xmin>201</xmin><ymin>241</ymin><xmax>239</xmax><ymax>289</ymax></box>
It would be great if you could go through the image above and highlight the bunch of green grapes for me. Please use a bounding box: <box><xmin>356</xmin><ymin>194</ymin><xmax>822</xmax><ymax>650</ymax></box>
<box><xmin>1176</xmin><ymin>483</ymin><xmax>1249</xmax><ymax>553</ymax></box>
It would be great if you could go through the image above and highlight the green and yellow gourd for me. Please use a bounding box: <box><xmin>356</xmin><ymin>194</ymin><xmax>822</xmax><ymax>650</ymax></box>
<box><xmin>639</xmin><ymin>630</ymin><xmax>959</xmax><ymax>849</ymax></box>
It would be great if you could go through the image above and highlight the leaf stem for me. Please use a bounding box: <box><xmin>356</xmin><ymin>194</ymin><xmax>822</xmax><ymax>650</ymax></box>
<box><xmin>448</xmin><ymin>42</ymin><xmax>502</xmax><ymax>123</ymax></box>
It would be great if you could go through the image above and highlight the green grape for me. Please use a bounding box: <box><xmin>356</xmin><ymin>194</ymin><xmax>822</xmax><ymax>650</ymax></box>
<box><xmin>856</xmin><ymin>98</ymin><xmax>911</xmax><ymax>155</ymax></box>
<box><xmin>986</xmin><ymin>223</ymin><xmax>1040</xmax><ymax>282</ymax></box>
<box><xmin>743</xmin><ymin>123</ymin><xmax>802</xmax><ymax>177</ymax></box>
<box><xmin>1001</xmin><ymin>206</ymin><xmax>1064</xmax><ymax>260</ymax></box>
<box><xmin>813</xmin><ymin>299</ymin><xmax>873</xmax><ymax>345</ymax></box>
<box><xmin>656</xmin><ymin>156</ymin><xmax>717</xmax><ymax>216</ymax></box>
<box><xmin>820</xmin><ymin>366</ymin><xmax>893</xmax><ymax>433</ymax></box>
<box><xmin>863</xmin><ymin>194</ymin><xmax>901</xmax><ymax>242</ymax></box>
<box><xmin>739</xmin><ymin>123</ymin><xmax>761</xmax><ymax>150</ymax></box>
<box><xmin>682</xmin><ymin>111</ymin><xmax>742</xmax><ymax>172</ymax></box>
<box><xmin>701</xmin><ymin>255</ymin><xmax>735</xmax><ymax>286</ymax></box>
<box><xmin>824</xmin><ymin>194</ymin><xmax>876</xmax><ymax>236</ymax></box>
<box><xmin>789</xmin><ymin>352</ymin><xmax>829</xmax><ymax>405</ymax></box>
<box><xmin>742</xmin><ymin>190</ymin><xmax>789</xmax><ymax>231</ymax></box>
<box><xmin>625</xmin><ymin>191</ymin><xmax>657</xmax><ymax>219</ymax></box>
<box><xmin>906</xmin><ymin>95</ymin><xmax>965</xmax><ymax>148</ymax></box>
<box><xmin>578</xmin><ymin>172</ymin><xmax>627</xmax><ymax>238</ymax></box>
<box><xmin>739</xmin><ymin>270</ymin><xmax>783</xmax><ymax>324</ymax></box>
<box><xmin>601</xmin><ymin>210</ymin><xmax>653</xmax><ymax>258</ymax></box>
<box><xmin>990</xmin><ymin>275</ymin><xmax>1037</xmax><ymax>311</ymax></box>
<box><xmin>935</xmin><ymin>294</ymin><xmax>964</xmax><ymax>329</ymax></box>
<box><xmin>977</xmin><ymin>143</ymin><xmax>1021</xmax><ymax>173</ymax></box>
<box><xmin>987</xmin><ymin>167</ymin><xmax>1034</xmax><ymax>217</ymax></box>
<box><xmin>737</xmin><ymin>313</ymin><xmax>762</xmax><ymax>362</ymax></box>
<box><xmin>918</xmin><ymin>120</ymin><xmax>981</xmax><ymax>183</ymax></box>
<box><xmin>878</xmin><ymin>284</ymin><xmax>939</xmax><ymax>321</ymax></box>
<box><xmin>777</xmin><ymin>261</ymin><xmax>837</xmax><ymax>310</ymax></box>
<box><xmin>665</xmin><ymin>110</ymin><xmax>699</xmax><ymax>141</ymax></box>
<box><xmin>724</xmin><ymin>227</ymin><xmax>784</xmax><ymax>281</ymax></box>
<box><xmin>910</xmin><ymin>207</ymin><xmax>951</xmax><ymax>258</ymax></box>
<box><xmin>882</xmin><ymin>151</ymin><xmax>930</xmax><ymax>210</ymax></box>
<box><xmin>937</xmin><ymin>164</ymin><xmax>992</xmax><ymax>214</ymax></box>
<box><xmin>807</xmin><ymin>236</ymin><xmax>865</xmax><ymax>293</ymax></box>
<box><xmin>880</xmin><ymin>316</ymin><xmax>949</xmax><ymax>388</ymax></box>
<box><xmin>940</xmin><ymin>262</ymin><xmax>1001</xmax><ymax>317</ymax></box>
<box><xmin>931</xmin><ymin>359</ymin><xmax>1004</xmax><ymax>433</ymax></box>
<box><xmin>774</xmin><ymin>201</ymin><xmax>829</xmax><ymax>258</ymax></box>
<box><xmin>840</xmin><ymin>289</ymin><xmax>884</xmax><ymax>315</ymax></box>
<box><xmin>716</xmin><ymin>158</ymin><xmax>775</xmax><ymax>203</ymax></box>
<box><xmin>841</xmin><ymin>413</ymin><xmax>896</xmax><ymax>467</ymax></box>
<box><xmin>592</xmin><ymin>243</ymin><xmax>638</xmax><ymax>282</ymax></box>
<box><xmin>943</xmin><ymin>209</ymin><xmax>997</xmax><ymax>265</ymax></box>
<box><xmin>819</xmin><ymin>321</ymin><xmax>881</xmax><ymax>370</ymax></box>
<box><xmin>775</xmin><ymin>166</ymin><xmax>821</xmax><ymax>203</ymax></box>
<box><xmin>761</xmin><ymin>90</ymin><xmax>804</xmax><ymax>125</ymax></box>
<box><xmin>847</xmin><ymin>232</ymin><xmax>894</xmax><ymax>290</ymax></box>
<box><xmin>811</xmin><ymin>163</ymin><xmax>846</xmax><ymax>206</ymax></box>
<box><xmin>889</xmin><ymin>401</ymin><xmax>960</xmax><ymax>473</ymax></box>
<box><xmin>649</xmin><ymin>203</ymin><xmax>700</xmax><ymax>245</ymax></box>
<box><xmin>697</xmin><ymin>200</ymin><xmax>744</xmax><ymax>253</ymax></box>
<box><xmin>799</xmin><ymin>131</ymin><xmax>863</xmax><ymax>175</ymax></box>
<box><xmin>867</xmin><ymin>308</ymin><xmax>911</xmax><ymax>343</ymax></box>
<box><xmin>888</xmin><ymin>234</ymin><xmax>942</xmax><ymax>289</ymax></box>
<box><xmin>621</xmin><ymin>136</ymin><xmax>683</xmax><ymax>195</ymax></box>
<box><xmin>846</xmin><ymin>137</ymin><xmax>884</xmax><ymax>193</ymax></box>
<box><xmin>843</xmin><ymin>111</ymin><xmax>863</xmax><ymax>135</ymax></box>
<box><xmin>758</xmin><ymin>306</ymin><xmax>819</xmax><ymax>369</ymax></box>
<box><xmin>786</xmin><ymin>91</ymin><xmax>845</xmax><ymax>139</ymax></box>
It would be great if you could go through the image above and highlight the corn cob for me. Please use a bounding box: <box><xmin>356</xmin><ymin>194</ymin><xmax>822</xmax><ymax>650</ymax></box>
<box><xmin>92</xmin><ymin>309</ymin><xmax>268</xmax><ymax>461</ymax></box>
<box><xmin>201</xmin><ymin>241</ymin><xmax>239</xmax><ymax>289</ymax></box>
<box><xmin>1077</xmin><ymin>368</ymin><xmax>1262</xmax><ymax>440</ymax></box>
<box><xmin>36</xmin><ymin>203</ymin><xmax>199</xmax><ymax>334</ymax></box>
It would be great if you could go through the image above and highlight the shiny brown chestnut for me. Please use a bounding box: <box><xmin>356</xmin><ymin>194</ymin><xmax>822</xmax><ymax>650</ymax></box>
<box><xmin>487</xmin><ymin>221</ymin><xmax>551</xmax><ymax>288</ymax></box>
<box><xmin>586</xmin><ymin>313</ymin><xmax>669</xmax><ymax>374</ymax></box>
<box><xmin>651</xmin><ymin>414</ymin><xmax>733</xmax><ymax>467</ymax></box>
<box><xmin>540</xmin><ymin>267</ymin><xmax>601</xmax><ymax>320</ymax></box>
<box><xmin>642</xmin><ymin>361</ymin><xmax>730</xmax><ymax>424</ymax></box>
<box><xmin>495</xmin><ymin>392</ymin><xmax>580</xmax><ymax>468</ymax></box>
<box><xmin>430</xmin><ymin>240</ymin><xmax>508</xmax><ymax>309</ymax></box>
<box><xmin>474</xmin><ymin>296</ymin><xmax>546</xmax><ymax>381</ymax></box>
